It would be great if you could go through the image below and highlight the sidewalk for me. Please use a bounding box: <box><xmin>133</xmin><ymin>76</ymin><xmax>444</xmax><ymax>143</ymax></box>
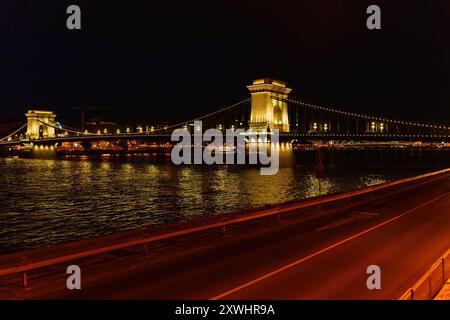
<box><xmin>434</xmin><ymin>279</ymin><xmax>450</xmax><ymax>300</ymax></box>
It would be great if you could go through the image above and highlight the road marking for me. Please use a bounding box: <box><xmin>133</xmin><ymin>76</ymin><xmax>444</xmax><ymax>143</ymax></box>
<box><xmin>210</xmin><ymin>192</ymin><xmax>450</xmax><ymax>300</ymax></box>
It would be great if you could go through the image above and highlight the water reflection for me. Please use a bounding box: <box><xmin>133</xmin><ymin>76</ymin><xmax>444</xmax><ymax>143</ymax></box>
<box><xmin>1</xmin><ymin>146</ymin><xmax>449</xmax><ymax>254</ymax></box>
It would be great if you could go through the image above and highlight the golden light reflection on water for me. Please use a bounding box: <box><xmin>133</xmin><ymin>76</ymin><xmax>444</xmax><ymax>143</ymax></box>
<box><xmin>303</xmin><ymin>176</ymin><xmax>334</xmax><ymax>198</ymax></box>
<box><xmin>1</xmin><ymin>148</ymin><xmax>449</xmax><ymax>253</ymax></box>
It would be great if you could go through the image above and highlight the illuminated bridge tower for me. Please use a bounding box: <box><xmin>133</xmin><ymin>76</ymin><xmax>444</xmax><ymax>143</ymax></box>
<box><xmin>25</xmin><ymin>110</ymin><xmax>57</xmax><ymax>139</ymax></box>
<box><xmin>247</xmin><ymin>78</ymin><xmax>292</xmax><ymax>133</ymax></box>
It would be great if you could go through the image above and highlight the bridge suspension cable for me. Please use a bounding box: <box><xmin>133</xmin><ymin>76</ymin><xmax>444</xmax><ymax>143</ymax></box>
<box><xmin>275</xmin><ymin>96</ymin><xmax>449</xmax><ymax>131</ymax></box>
<box><xmin>0</xmin><ymin>124</ymin><xmax>27</xmax><ymax>142</ymax></box>
<box><xmin>153</xmin><ymin>98</ymin><xmax>251</xmax><ymax>133</ymax></box>
<box><xmin>48</xmin><ymin>120</ymin><xmax>91</xmax><ymax>135</ymax></box>
<box><xmin>36</xmin><ymin>120</ymin><xmax>86</xmax><ymax>135</ymax></box>
<box><xmin>29</xmin><ymin>98</ymin><xmax>250</xmax><ymax>138</ymax></box>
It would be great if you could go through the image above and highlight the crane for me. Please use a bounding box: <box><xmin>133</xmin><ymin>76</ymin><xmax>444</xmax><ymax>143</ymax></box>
<box><xmin>72</xmin><ymin>107</ymin><xmax>117</xmax><ymax>131</ymax></box>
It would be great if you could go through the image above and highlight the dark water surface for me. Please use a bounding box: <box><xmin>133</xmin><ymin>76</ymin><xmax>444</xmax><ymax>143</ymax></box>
<box><xmin>1</xmin><ymin>145</ymin><xmax>449</xmax><ymax>254</ymax></box>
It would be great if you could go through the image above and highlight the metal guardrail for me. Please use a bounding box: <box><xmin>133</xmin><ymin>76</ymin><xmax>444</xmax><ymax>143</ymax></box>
<box><xmin>0</xmin><ymin>168</ymin><xmax>449</xmax><ymax>289</ymax></box>
<box><xmin>400</xmin><ymin>249</ymin><xmax>450</xmax><ymax>300</ymax></box>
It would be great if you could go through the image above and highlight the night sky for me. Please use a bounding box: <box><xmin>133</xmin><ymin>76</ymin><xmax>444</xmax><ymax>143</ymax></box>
<box><xmin>0</xmin><ymin>0</ymin><xmax>449</xmax><ymax>126</ymax></box>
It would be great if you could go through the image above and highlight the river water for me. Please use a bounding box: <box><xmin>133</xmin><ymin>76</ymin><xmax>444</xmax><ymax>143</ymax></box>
<box><xmin>1</xmin><ymin>144</ymin><xmax>449</xmax><ymax>254</ymax></box>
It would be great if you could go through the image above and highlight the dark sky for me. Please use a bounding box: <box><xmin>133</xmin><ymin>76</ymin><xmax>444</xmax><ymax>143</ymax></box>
<box><xmin>0</xmin><ymin>0</ymin><xmax>449</xmax><ymax>125</ymax></box>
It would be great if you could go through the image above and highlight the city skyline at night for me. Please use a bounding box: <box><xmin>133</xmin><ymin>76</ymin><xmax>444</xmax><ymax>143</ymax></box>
<box><xmin>0</xmin><ymin>0</ymin><xmax>449</xmax><ymax>126</ymax></box>
<box><xmin>1</xmin><ymin>0</ymin><xmax>450</xmax><ymax>311</ymax></box>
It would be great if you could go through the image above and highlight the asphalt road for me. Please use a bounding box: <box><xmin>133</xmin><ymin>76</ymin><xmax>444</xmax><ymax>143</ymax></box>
<box><xmin>41</xmin><ymin>174</ymin><xmax>450</xmax><ymax>299</ymax></box>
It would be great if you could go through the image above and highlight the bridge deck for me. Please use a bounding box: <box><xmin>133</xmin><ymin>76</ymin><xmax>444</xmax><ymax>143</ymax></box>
<box><xmin>1</xmin><ymin>131</ymin><xmax>450</xmax><ymax>147</ymax></box>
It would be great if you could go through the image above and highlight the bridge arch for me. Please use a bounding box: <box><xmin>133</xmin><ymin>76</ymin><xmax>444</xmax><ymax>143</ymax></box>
<box><xmin>25</xmin><ymin>110</ymin><xmax>57</xmax><ymax>140</ymax></box>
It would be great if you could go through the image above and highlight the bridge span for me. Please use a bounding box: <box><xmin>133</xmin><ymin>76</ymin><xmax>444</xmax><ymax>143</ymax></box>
<box><xmin>2</xmin><ymin>132</ymin><xmax>450</xmax><ymax>149</ymax></box>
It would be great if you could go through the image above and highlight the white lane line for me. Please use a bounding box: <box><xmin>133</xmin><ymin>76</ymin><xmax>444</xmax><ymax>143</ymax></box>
<box><xmin>210</xmin><ymin>192</ymin><xmax>450</xmax><ymax>300</ymax></box>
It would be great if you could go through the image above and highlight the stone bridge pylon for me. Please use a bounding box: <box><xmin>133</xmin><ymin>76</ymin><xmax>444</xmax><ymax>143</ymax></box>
<box><xmin>25</xmin><ymin>110</ymin><xmax>57</xmax><ymax>139</ymax></box>
<box><xmin>247</xmin><ymin>78</ymin><xmax>291</xmax><ymax>133</ymax></box>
